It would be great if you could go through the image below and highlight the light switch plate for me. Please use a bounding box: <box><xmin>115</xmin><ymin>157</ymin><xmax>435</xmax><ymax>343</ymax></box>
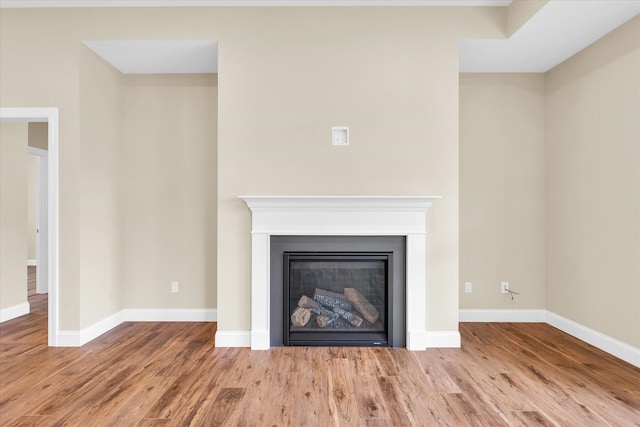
<box><xmin>332</xmin><ymin>127</ymin><xmax>349</xmax><ymax>146</ymax></box>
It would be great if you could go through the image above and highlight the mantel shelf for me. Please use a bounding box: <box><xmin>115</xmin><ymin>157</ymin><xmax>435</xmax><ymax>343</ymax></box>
<box><xmin>239</xmin><ymin>195</ymin><xmax>442</xmax><ymax>212</ymax></box>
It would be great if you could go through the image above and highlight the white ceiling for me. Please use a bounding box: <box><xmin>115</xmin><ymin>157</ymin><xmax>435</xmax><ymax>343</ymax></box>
<box><xmin>0</xmin><ymin>0</ymin><xmax>511</xmax><ymax>6</ymax></box>
<box><xmin>460</xmin><ymin>0</ymin><xmax>640</xmax><ymax>72</ymax></box>
<box><xmin>83</xmin><ymin>41</ymin><xmax>218</xmax><ymax>74</ymax></box>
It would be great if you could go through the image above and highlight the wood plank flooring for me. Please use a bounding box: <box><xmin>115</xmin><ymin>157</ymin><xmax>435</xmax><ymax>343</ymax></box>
<box><xmin>27</xmin><ymin>267</ymin><xmax>36</xmax><ymax>298</ymax></box>
<box><xmin>1</xmin><ymin>275</ymin><xmax>639</xmax><ymax>425</ymax></box>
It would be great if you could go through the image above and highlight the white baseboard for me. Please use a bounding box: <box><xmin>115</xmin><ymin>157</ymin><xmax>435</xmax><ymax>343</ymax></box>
<box><xmin>406</xmin><ymin>330</ymin><xmax>461</xmax><ymax>349</ymax></box>
<box><xmin>0</xmin><ymin>302</ymin><xmax>30</xmax><ymax>323</ymax></box>
<box><xmin>406</xmin><ymin>329</ymin><xmax>427</xmax><ymax>350</ymax></box>
<box><xmin>26</xmin><ymin>259</ymin><xmax>37</xmax><ymax>267</ymax></box>
<box><xmin>58</xmin><ymin>310</ymin><xmax>125</xmax><ymax>347</ymax></box>
<box><xmin>546</xmin><ymin>311</ymin><xmax>640</xmax><ymax>369</ymax></box>
<box><xmin>215</xmin><ymin>331</ymin><xmax>251</xmax><ymax>347</ymax></box>
<box><xmin>425</xmin><ymin>331</ymin><xmax>461</xmax><ymax>348</ymax></box>
<box><xmin>459</xmin><ymin>309</ymin><xmax>640</xmax><ymax>369</ymax></box>
<box><xmin>122</xmin><ymin>308</ymin><xmax>217</xmax><ymax>322</ymax></box>
<box><xmin>459</xmin><ymin>309</ymin><xmax>546</xmax><ymax>323</ymax></box>
<box><xmin>55</xmin><ymin>308</ymin><xmax>217</xmax><ymax>347</ymax></box>
<box><xmin>56</xmin><ymin>330</ymin><xmax>82</xmax><ymax>347</ymax></box>
<box><xmin>250</xmin><ymin>330</ymin><xmax>270</xmax><ymax>350</ymax></box>
<box><xmin>81</xmin><ymin>310</ymin><xmax>125</xmax><ymax>345</ymax></box>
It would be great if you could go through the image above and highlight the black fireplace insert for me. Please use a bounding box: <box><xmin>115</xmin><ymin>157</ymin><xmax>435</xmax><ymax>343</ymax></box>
<box><xmin>284</xmin><ymin>252</ymin><xmax>393</xmax><ymax>346</ymax></box>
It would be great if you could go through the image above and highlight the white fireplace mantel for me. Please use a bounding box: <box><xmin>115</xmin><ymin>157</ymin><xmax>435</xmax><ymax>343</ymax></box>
<box><xmin>239</xmin><ymin>195</ymin><xmax>441</xmax><ymax>350</ymax></box>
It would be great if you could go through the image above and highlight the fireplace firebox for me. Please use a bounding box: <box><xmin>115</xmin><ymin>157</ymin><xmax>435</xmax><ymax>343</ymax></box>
<box><xmin>270</xmin><ymin>235</ymin><xmax>406</xmax><ymax>348</ymax></box>
<box><xmin>284</xmin><ymin>252</ymin><xmax>392</xmax><ymax>346</ymax></box>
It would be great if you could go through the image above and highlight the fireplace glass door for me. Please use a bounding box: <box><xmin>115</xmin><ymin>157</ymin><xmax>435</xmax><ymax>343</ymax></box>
<box><xmin>284</xmin><ymin>252</ymin><xmax>392</xmax><ymax>346</ymax></box>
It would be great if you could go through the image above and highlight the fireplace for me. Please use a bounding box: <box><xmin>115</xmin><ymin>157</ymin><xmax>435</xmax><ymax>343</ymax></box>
<box><xmin>284</xmin><ymin>252</ymin><xmax>392</xmax><ymax>346</ymax></box>
<box><xmin>271</xmin><ymin>235</ymin><xmax>406</xmax><ymax>346</ymax></box>
<box><xmin>236</xmin><ymin>196</ymin><xmax>445</xmax><ymax>351</ymax></box>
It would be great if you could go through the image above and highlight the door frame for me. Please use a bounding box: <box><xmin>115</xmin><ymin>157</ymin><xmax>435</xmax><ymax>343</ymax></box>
<box><xmin>1</xmin><ymin>107</ymin><xmax>59</xmax><ymax>346</ymax></box>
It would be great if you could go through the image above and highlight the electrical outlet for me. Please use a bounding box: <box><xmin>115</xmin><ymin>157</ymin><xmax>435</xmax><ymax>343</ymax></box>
<box><xmin>171</xmin><ymin>281</ymin><xmax>179</xmax><ymax>293</ymax></box>
<box><xmin>501</xmin><ymin>282</ymin><xmax>509</xmax><ymax>294</ymax></box>
<box><xmin>464</xmin><ymin>282</ymin><xmax>472</xmax><ymax>293</ymax></box>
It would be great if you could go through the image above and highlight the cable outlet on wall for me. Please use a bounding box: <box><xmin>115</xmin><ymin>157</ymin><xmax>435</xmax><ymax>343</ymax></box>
<box><xmin>464</xmin><ymin>282</ymin><xmax>472</xmax><ymax>293</ymax></box>
<box><xmin>171</xmin><ymin>281</ymin><xmax>179</xmax><ymax>293</ymax></box>
<box><xmin>501</xmin><ymin>281</ymin><xmax>509</xmax><ymax>294</ymax></box>
<box><xmin>332</xmin><ymin>126</ymin><xmax>349</xmax><ymax>146</ymax></box>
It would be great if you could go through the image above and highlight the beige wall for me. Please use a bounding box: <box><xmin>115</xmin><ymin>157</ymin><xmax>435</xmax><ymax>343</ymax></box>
<box><xmin>123</xmin><ymin>74</ymin><xmax>217</xmax><ymax>310</ymax></box>
<box><xmin>546</xmin><ymin>16</ymin><xmax>640</xmax><ymax>348</ymax></box>
<box><xmin>78</xmin><ymin>47</ymin><xmax>125</xmax><ymax>328</ymax></box>
<box><xmin>217</xmin><ymin>9</ymin><xmax>503</xmax><ymax>334</ymax></box>
<box><xmin>459</xmin><ymin>73</ymin><xmax>546</xmax><ymax>310</ymax></box>
<box><xmin>1</xmin><ymin>10</ymin><xmax>83</xmax><ymax>329</ymax></box>
<box><xmin>28</xmin><ymin>122</ymin><xmax>48</xmax><ymax>150</ymax></box>
<box><xmin>0</xmin><ymin>7</ymin><xmax>503</xmax><ymax>334</ymax></box>
<box><xmin>0</xmin><ymin>123</ymin><xmax>29</xmax><ymax>310</ymax></box>
<box><xmin>26</xmin><ymin>154</ymin><xmax>38</xmax><ymax>261</ymax></box>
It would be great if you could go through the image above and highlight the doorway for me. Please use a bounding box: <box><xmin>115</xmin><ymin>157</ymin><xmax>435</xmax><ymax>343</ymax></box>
<box><xmin>28</xmin><ymin>145</ymin><xmax>48</xmax><ymax>294</ymax></box>
<box><xmin>0</xmin><ymin>107</ymin><xmax>59</xmax><ymax>346</ymax></box>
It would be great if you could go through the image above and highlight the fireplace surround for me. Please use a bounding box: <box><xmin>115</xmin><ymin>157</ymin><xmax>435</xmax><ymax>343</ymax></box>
<box><xmin>271</xmin><ymin>236</ymin><xmax>406</xmax><ymax>347</ymax></box>
<box><xmin>240</xmin><ymin>196</ymin><xmax>440</xmax><ymax>350</ymax></box>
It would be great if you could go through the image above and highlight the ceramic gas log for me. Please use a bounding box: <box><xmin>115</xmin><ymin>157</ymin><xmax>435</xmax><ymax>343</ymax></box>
<box><xmin>292</xmin><ymin>287</ymin><xmax>374</xmax><ymax>329</ymax></box>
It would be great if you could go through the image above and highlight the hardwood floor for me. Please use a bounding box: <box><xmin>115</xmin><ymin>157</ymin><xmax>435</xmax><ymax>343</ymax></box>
<box><xmin>9</xmin><ymin>267</ymin><xmax>48</xmax><ymax>348</ymax></box>
<box><xmin>1</xmin><ymin>286</ymin><xmax>639</xmax><ymax>426</ymax></box>
<box><xmin>27</xmin><ymin>266</ymin><xmax>36</xmax><ymax>298</ymax></box>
